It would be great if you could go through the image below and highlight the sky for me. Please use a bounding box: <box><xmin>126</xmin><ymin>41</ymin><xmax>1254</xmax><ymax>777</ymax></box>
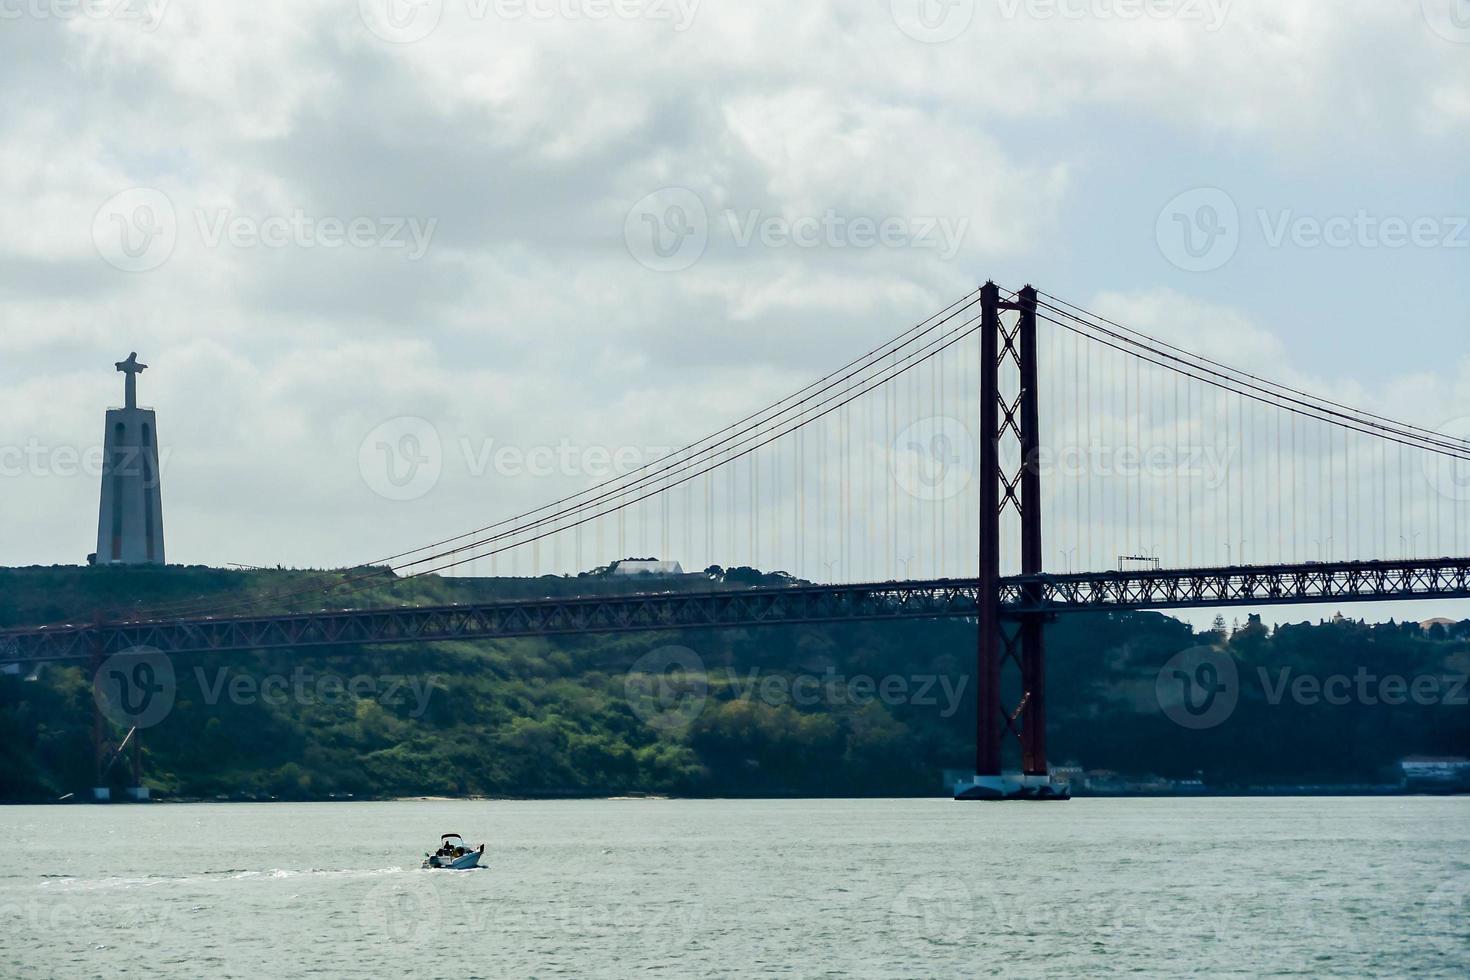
<box><xmin>1</xmin><ymin>0</ymin><xmax>1468</xmax><ymax>630</ymax></box>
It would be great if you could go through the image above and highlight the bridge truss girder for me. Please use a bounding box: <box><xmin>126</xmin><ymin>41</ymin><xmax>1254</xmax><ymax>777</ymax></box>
<box><xmin>1003</xmin><ymin>557</ymin><xmax>1470</xmax><ymax>613</ymax></box>
<box><xmin>2</xmin><ymin>558</ymin><xmax>1468</xmax><ymax>666</ymax></box>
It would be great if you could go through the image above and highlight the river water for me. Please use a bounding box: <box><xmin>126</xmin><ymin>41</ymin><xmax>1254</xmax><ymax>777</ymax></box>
<box><xmin>3</xmin><ymin>797</ymin><xmax>1467</xmax><ymax>977</ymax></box>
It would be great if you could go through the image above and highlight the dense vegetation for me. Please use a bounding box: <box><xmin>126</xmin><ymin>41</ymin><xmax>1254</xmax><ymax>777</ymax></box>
<box><xmin>1</xmin><ymin>565</ymin><xmax>1466</xmax><ymax>802</ymax></box>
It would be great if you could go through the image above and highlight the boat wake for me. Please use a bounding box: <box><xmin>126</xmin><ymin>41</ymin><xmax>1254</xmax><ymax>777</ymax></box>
<box><xmin>38</xmin><ymin>867</ymin><xmax>408</xmax><ymax>890</ymax></box>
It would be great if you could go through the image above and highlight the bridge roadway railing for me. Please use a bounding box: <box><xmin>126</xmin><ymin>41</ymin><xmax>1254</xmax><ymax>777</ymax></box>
<box><xmin>2</xmin><ymin>558</ymin><xmax>1468</xmax><ymax>664</ymax></box>
<box><xmin>1002</xmin><ymin>556</ymin><xmax>1470</xmax><ymax>613</ymax></box>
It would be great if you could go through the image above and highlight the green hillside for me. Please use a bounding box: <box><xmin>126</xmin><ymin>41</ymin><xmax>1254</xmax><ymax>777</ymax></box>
<box><xmin>1</xmin><ymin>565</ymin><xmax>1466</xmax><ymax>802</ymax></box>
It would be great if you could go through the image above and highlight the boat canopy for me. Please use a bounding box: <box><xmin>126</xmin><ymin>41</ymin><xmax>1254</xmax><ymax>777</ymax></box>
<box><xmin>441</xmin><ymin>833</ymin><xmax>464</xmax><ymax>841</ymax></box>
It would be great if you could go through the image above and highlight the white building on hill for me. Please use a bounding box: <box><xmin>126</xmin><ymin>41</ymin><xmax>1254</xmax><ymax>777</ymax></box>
<box><xmin>611</xmin><ymin>560</ymin><xmax>684</xmax><ymax>577</ymax></box>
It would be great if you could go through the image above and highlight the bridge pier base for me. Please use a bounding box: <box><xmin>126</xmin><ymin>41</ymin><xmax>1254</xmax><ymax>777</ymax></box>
<box><xmin>952</xmin><ymin>773</ymin><xmax>1071</xmax><ymax>802</ymax></box>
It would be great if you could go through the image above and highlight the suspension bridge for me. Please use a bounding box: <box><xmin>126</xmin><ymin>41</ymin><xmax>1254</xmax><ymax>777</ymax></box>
<box><xmin>4</xmin><ymin>282</ymin><xmax>1468</xmax><ymax>799</ymax></box>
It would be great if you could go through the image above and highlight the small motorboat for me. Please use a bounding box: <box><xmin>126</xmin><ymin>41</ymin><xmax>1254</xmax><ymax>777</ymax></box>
<box><xmin>422</xmin><ymin>833</ymin><xmax>485</xmax><ymax>870</ymax></box>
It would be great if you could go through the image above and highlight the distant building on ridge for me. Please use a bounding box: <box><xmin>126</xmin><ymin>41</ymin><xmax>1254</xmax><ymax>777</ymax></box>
<box><xmin>611</xmin><ymin>559</ymin><xmax>684</xmax><ymax>577</ymax></box>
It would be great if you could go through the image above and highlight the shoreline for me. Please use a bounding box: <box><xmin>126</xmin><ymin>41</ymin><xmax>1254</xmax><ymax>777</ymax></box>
<box><xmin>7</xmin><ymin>790</ymin><xmax>1467</xmax><ymax>805</ymax></box>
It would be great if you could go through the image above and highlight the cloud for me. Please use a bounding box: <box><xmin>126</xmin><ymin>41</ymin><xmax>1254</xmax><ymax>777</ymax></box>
<box><xmin>0</xmin><ymin>1</ymin><xmax>1466</xmax><ymax>575</ymax></box>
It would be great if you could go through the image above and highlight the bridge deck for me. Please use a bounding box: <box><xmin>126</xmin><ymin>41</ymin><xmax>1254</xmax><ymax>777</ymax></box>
<box><xmin>2</xmin><ymin>558</ymin><xmax>1468</xmax><ymax>664</ymax></box>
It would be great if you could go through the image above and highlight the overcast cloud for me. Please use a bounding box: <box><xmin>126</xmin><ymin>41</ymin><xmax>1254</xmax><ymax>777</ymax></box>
<box><xmin>1</xmin><ymin>0</ymin><xmax>1467</xmax><ymax>625</ymax></box>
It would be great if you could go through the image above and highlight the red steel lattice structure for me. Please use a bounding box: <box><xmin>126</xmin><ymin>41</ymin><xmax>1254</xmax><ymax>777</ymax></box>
<box><xmin>976</xmin><ymin>282</ymin><xmax>1049</xmax><ymax>779</ymax></box>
